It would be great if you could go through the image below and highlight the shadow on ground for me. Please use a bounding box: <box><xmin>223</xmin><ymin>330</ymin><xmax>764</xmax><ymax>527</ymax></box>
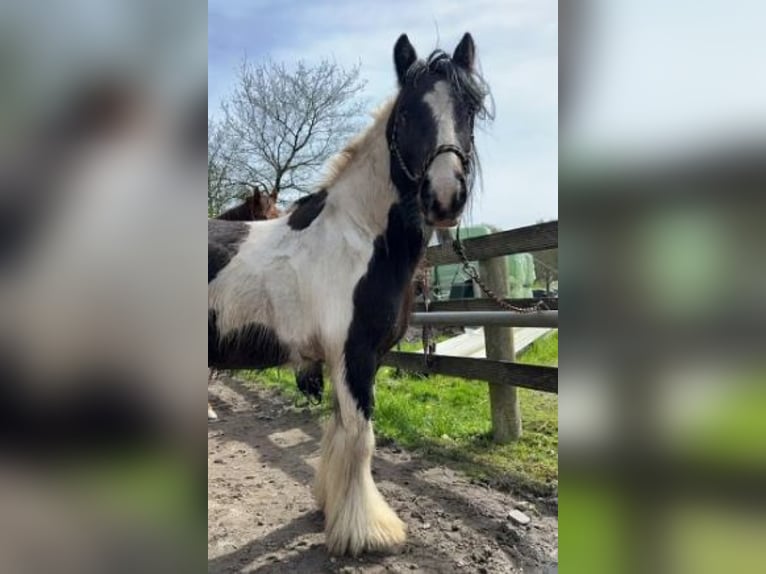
<box><xmin>208</xmin><ymin>375</ymin><xmax>558</xmax><ymax>573</ymax></box>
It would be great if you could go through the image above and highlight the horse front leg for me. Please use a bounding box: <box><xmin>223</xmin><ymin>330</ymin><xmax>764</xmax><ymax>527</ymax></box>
<box><xmin>314</xmin><ymin>350</ymin><xmax>406</xmax><ymax>556</ymax></box>
<box><xmin>295</xmin><ymin>361</ymin><xmax>324</xmax><ymax>402</ymax></box>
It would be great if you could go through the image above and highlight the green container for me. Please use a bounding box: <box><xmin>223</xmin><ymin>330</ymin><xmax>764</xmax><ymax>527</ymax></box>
<box><xmin>430</xmin><ymin>225</ymin><xmax>536</xmax><ymax>300</ymax></box>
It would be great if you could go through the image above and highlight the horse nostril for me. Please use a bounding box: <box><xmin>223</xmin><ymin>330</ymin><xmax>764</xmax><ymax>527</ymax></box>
<box><xmin>451</xmin><ymin>192</ymin><xmax>463</xmax><ymax>213</ymax></box>
<box><xmin>457</xmin><ymin>174</ymin><xmax>468</xmax><ymax>202</ymax></box>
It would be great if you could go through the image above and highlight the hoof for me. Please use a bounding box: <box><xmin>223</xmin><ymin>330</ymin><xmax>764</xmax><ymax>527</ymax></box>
<box><xmin>325</xmin><ymin>498</ymin><xmax>407</xmax><ymax>556</ymax></box>
<box><xmin>207</xmin><ymin>405</ymin><xmax>219</xmax><ymax>421</ymax></box>
<box><xmin>313</xmin><ymin>482</ymin><xmax>326</xmax><ymax>512</ymax></box>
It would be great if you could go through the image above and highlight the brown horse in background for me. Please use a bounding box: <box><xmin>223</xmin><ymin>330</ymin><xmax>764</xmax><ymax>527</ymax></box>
<box><xmin>217</xmin><ymin>188</ymin><xmax>280</xmax><ymax>221</ymax></box>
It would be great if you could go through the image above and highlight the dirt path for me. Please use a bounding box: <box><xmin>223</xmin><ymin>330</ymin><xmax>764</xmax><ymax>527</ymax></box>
<box><xmin>208</xmin><ymin>375</ymin><xmax>558</xmax><ymax>573</ymax></box>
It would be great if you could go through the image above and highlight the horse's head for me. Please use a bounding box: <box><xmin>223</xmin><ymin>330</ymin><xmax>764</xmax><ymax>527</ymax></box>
<box><xmin>261</xmin><ymin>190</ymin><xmax>280</xmax><ymax>219</ymax></box>
<box><xmin>247</xmin><ymin>188</ymin><xmax>280</xmax><ymax>220</ymax></box>
<box><xmin>388</xmin><ymin>33</ymin><xmax>489</xmax><ymax>228</ymax></box>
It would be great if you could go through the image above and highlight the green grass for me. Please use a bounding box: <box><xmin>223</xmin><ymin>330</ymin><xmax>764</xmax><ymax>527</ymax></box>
<box><xmin>241</xmin><ymin>330</ymin><xmax>558</xmax><ymax>496</ymax></box>
<box><xmin>518</xmin><ymin>330</ymin><xmax>558</xmax><ymax>367</ymax></box>
<box><xmin>242</xmin><ymin>367</ymin><xmax>333</xmax><ymax>415</ymax></box>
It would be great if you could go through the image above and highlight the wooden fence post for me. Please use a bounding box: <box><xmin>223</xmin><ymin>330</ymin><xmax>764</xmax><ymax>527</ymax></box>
<box><xmin>479</xmin><ymin>255</ymin><xmax>522</xmax><ymax>443</ymax></box>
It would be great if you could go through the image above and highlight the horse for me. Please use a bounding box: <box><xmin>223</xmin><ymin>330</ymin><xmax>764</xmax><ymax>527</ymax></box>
<box><xmin>208</xmin><ymin>32</ymin><xmax>489</xmax><ymax>555</ymax></box>
<box><xmin>216</xmin><ymin>188</ymin><xmax>280</xmax><ymax>221</ymax></box>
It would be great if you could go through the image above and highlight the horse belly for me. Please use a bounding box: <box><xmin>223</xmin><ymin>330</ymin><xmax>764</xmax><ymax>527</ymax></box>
<box><xmin>208</xmin><ymin>309</ymin><xmax>291</xmax><ymax>370</ymax></box>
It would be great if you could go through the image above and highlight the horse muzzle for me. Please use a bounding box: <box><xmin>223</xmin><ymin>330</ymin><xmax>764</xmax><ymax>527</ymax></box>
<box><xmin>422</xmin><ymin>171</ymin><xmax>468</xmax><ymax>228</ymax></box>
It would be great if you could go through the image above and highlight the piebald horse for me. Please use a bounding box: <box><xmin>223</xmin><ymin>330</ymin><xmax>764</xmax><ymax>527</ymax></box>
<box><xmin>208</xmin><ymin>33</ymin><xmax>489</xmax><ymax>555</ymax></box>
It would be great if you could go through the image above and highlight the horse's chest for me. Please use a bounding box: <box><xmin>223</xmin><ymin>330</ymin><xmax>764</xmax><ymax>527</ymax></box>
<box><xmin>347</xmin><ymin>249</ymin><xmax>417</xmax><ymax>352</ymax></box>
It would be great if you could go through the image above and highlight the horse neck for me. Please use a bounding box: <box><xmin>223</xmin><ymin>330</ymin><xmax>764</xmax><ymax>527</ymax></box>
<box><xmin>324</xmin><ymin>102</ymin><xmax>426</xmax><ymax>281</ymax></box>
<box><xmin>247</xmin><ymin>196</ymin><xmax>265</xmax><ymax>220</ymax></box>
<box><xmin>325</xmin><ymin>107</ymin><xmax>407</xmax><ymax>237</ymax></box>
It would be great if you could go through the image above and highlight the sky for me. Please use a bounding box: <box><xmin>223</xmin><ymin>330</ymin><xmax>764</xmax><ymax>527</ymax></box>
<box><xmin>208</xmin><ymin>0</ymin><xmax>558</xmax><ymax>230</ymax></box>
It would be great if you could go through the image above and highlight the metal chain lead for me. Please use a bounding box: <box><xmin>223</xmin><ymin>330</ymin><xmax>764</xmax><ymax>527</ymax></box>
<box><xmin>452</xmin><ymin>226</ymin><xmax>548</xmax><ymax>314</ymax></box>
<box><xmin>420</xmin><ymin>264</ymin><xmax>436</xmax><ymax>367</ymax></box>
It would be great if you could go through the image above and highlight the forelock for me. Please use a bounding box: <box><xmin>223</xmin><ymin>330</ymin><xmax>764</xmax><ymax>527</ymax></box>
<box><xmin>402</xmin><ymin>50</ymin><xmax>492</xmax><ymax>121</ymax></box>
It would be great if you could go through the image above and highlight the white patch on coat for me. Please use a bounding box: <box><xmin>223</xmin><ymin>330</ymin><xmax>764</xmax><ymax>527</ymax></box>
<box><xmin>315</xmin><ymin>357</ymin><xmax>405</xmax><ymax>555</ymax></box>
<box><xmin>315</xmin><ymin>409</ymin><xmax>406</xmax><ymax>555</ymax></box>
<box><xmin>423</xmin><ymin>81</ymin><xmax>463</xmax><ymax>211</ymax></box>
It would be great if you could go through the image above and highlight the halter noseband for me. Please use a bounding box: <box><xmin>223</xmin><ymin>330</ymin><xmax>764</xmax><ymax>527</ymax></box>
<box><xmin>389</xmin><ymin>100</ymin><xmax>473</xmax><ymax>187</ymax></box>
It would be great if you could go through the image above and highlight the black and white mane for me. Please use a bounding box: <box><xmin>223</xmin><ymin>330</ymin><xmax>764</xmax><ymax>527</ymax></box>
<box><xmin>208</xmin><ymin>32</ymin><xmax>489</xmax><ymax>556</ymax></box>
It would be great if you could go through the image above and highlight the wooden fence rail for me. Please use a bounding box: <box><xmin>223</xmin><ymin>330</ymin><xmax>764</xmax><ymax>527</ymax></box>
<box><xmin>396</xmin><ymin>219</ymin><xmax>559</xmax><ymax>444</ymax></box>
<box><xmin>381</xmin><ymin>352</ymin><xmax>558</xmax><ymax>394</ymax></box>
<box><xmin>424</xmin><ymin>220</ymin><xmax>558</xmax><ymax>266</ymax></box>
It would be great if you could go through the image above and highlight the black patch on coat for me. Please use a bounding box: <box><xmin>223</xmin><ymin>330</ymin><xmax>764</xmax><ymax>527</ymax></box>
<box><xmin>208</xmin><ymin>309</ymin><xmax>290</xmax><ymax>369</ymax></box>
<box><xmin>287</xmin><ymin>189</ymin><xmax>327</xmax><ymax>230</ymax></box>
<box><xmin>343</xmin><ymin>203</ymin><xmax>424</xmax><ymax>419</ymax></box>
<box><xmin>295</xmin><ymin>362</ymin><xmax>324</xmax><ymax>402</ymax></box>
<box><xmin>208</xmin><ymin>219</ymin><xmax>248</xmax><ymax>283</ymax></box>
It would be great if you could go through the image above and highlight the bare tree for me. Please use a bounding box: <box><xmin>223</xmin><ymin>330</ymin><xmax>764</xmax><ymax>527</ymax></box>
<box><xmin>208</xmin><ymin>118</ymin><xmax>233</xmax><ymax>217</ymax></box>
<box><xmin>219</xmin><ymin>58</ymin><xmax>367</xmax><ymax>203</ymax></box>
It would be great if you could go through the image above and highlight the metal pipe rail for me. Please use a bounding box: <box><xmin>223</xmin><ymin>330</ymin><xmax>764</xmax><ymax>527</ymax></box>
<box><xmin>409</xmin><ymin>310</ymin><xmax>558</xmax><ymax>328</ymax></box>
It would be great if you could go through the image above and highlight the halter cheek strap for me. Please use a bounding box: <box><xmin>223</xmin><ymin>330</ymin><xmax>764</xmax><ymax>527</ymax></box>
<box><xmin>390</xmin><ymin>141</ymin><xmax>471</xmax><ymax>185</ymax></box>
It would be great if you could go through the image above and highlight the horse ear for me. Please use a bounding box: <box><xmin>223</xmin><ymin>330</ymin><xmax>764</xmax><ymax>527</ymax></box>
<box><xmin>269</xmin><ymin>189</ymin><xmax>278</xmax><ymax>201</ymax></box>
<box><xmin>394</xmin><ymin>34</ymin><xmax>417</xmax><ymax>85</ymax></box>
<box><xmin>453</xmin><ymin>32</ymin><xmax>475</xmax><ymax>71</ymax></box>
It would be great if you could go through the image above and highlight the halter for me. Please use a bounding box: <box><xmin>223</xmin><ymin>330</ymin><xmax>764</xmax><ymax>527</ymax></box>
<box><xmin>388</xmin><ymin>98</ymin><xmax>473</xmax><ymax>189</ymax></box>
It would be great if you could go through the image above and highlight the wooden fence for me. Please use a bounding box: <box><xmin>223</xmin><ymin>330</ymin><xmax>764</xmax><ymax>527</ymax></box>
<box><xmin>380</xmin><ymin>220</ymin><xmax>558</xmax><ymax>443</ymax></box>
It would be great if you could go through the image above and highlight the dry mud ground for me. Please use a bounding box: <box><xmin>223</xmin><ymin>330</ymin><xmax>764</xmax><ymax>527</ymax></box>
<box><xmin>208</xmin><ymin>375</ymin><xmax>558</xmax><ymax>573</ymax></box>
